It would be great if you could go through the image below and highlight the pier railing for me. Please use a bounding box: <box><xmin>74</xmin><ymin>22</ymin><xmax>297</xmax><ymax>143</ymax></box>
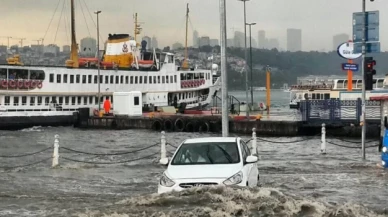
<box><xmin>299</xmin><ymin>99</ymin><xmax>381</xmax><ymax>124</ymax></box>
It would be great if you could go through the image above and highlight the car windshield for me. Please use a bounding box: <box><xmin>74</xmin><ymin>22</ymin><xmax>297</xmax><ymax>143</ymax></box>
<box><xmin>171</xmin><ymin>142</ymin><xmax>240</xmax><ymax>165</ymax></box>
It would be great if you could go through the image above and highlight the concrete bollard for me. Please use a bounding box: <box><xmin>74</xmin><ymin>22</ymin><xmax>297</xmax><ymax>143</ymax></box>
<box><xmin>52</xmin><ymin>134</ymin><xmax>59</xmax><ymax>167</ymax></box>
<box><xmin>251</xmin><ymin>128</ymin><xmax>257</xmax><ymax>156</ymax></box>
<box><xmin>159</xmin><ymin>131</ymin><xmax>168</xmax><ymax>165</ymax></box>
<box><xmin>321</xmin><ymin>123</ymin><xmax>326</xmax><ymax>154</ymax></box>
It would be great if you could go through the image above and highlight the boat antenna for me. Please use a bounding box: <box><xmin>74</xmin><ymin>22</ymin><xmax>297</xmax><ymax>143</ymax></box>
<box><xmin>181</xmin><ymin>3</ymin><xmax>189</xmax><ymax>69</ymax></box>
<box><xmin>66</xmin><ymin>0</ymin><xmax>79</xmax><ymax>68</ymax></box>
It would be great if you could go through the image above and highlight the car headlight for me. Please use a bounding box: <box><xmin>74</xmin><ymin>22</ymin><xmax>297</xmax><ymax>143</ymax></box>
<box><xmin>223</xmin><ymin>171</ymin><xmax>243</xmax><ymax>185</ymax></box>
<box><xmin>160</xmin><ymin>173</ymin><xmax>175</xmax><ymax>187</ymax></box>
<box><xmin>383</xmin><ymin>147</ymin><xmax>387</xmax><ymax>153</ymax></box>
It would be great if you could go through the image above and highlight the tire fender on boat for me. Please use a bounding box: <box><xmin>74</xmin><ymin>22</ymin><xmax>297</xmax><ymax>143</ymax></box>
<box><xmin>163</xmin><ymin>119</ymin><xmax>173</xmax><ymax>132</ymax></box>
<box><xmin>198</xmin><ymin>121</ymin><xmax>210</xmax><ymax>133</ymax></box>
<box><xmin>174</xmin><ymin>118</ymin><xmax>185</xmax><ymax>132</ymax></box>
<box><xmin>152</xmin><ymin>119</ymin><xmax>163</xmax><ymax>131</ymax></box>
<box><xmin>185</xmin><ymin>121</ymin><xmax>195</xmax><ymax>132</ymax></box>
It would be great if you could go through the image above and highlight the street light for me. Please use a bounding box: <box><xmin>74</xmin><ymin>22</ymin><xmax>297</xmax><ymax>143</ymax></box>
<box><xmin>238</xmin><ymin>0</ymin><xmax>250</xmax><ymax>118</ymax></box>
<box><xmin>246</xmin><ymin>22</ymin><xmax>256</xmax><ymax>106</ymax></box>
<box><xmin>94</xmin><ymin>10</ymin><xmax>101</xmax><ymax>112</ymax></box>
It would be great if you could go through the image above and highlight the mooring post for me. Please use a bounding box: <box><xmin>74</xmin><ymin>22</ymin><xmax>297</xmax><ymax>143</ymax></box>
<box><xmin>159</xmin><ymin>131</ymin><xmax>168</xmax><ymax>165</ymax></box>
<box><xmin>321</xmin><ymin>123</ymin><xmax>326</xmax><ymax>154</ymax></box>
<box><xmin>52</xmin><ymin>134</ymin><xmax>59</xmax><ymax>167</ymax></box>
<box><xmin>251</xmin><ymin>128</ymin><xmax>257</xmax><ymax>155</ymax></box>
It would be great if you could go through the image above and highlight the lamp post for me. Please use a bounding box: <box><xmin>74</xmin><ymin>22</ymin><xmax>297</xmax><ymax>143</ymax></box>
<box><xmin>238</xmin><ymin>0</ymin><xmax>250</xmax><ymax>119</ymax></box>
<box><xmin>94</xmin><ymin>10</ymin><xmax>101</xmax><ymax>112</ymax></box>
<box><xmin>246</xmin><ymin>22</ymin><xmax>256</xmax><ymax>106</ymax></box>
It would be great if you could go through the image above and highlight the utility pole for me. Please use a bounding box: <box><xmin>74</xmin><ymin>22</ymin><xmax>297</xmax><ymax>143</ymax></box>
<box><xmin>95</xmin><ymin>10</ymin><xmax>102</xmax><ymax>112</ymax></box>
<box><xmin>220</xmin><ymin>0</ymin><xmax>229</xmax><ymax>137</ymax></box>
<box><xmin>246</xmin><ymin>23</ymin><xmax>256</xmax><ymax>105</ymax></box>
<box><xmin>361</xmin><ymin>0</ymin><xmax>366</xmax><ymax>160</ymax></box>
<box><xmin>238</xmin><ymin>0</ymin><xmax>250</xmax><ymax>119</ymax></box>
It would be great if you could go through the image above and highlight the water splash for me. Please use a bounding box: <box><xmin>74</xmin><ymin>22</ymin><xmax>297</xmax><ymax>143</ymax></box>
<box><xmin>77</xmin><ymin>186</ymin><xmax>383</xmax><ymax>217</ymax></box>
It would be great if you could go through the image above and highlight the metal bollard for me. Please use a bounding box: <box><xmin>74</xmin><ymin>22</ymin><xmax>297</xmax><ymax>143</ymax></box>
<box><xmin>52</xmin><ymin>134</ymin><xmax>59</xmax><ymax>167</ymax></box>
<box><xmin>251</xmin><ymin>128</ymin><xmax>257</xmax><ymax>156</ymax></box>
<box><xmin>321</xmin><ymin>123</ymin><xmax>326</xmax><ymax>155</ymax></box>
<box><xmin>159</xmin><ymin>131</ymin><xmax>168</xmax><ymax>165</ymax></box>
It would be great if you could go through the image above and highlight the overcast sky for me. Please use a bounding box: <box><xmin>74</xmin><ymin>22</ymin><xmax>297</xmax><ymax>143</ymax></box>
<box><xmin>0</xmin><ymin>0</ymin><xmax>386</xmax><ymax>51</ymax></box>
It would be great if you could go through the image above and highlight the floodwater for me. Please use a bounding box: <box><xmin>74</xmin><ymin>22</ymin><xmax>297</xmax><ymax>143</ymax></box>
<box><xmin>1</xmin><ymin>126</ymin><xmax>387</xmax><ymax>217</ymax></box>
<box><xmin>0</xmin><ymin>90</ymin><xmax>387</xmax><ymax>217</ymax></box>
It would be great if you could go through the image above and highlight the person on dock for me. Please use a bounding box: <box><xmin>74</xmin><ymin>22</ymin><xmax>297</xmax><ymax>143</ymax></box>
<box><xmin>103</xmin><ymin>97</ymin><xmax>111</xmax><ymax>115</ymax></box>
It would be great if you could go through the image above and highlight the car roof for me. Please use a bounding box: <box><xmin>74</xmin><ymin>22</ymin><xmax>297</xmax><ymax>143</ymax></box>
<box><xmin>183</xmin><ymin>137</ymin><xmax>239</xmax><ymax>144</ymax></box>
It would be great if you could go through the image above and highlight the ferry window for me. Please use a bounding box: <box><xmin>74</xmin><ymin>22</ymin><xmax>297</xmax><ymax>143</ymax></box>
<box><xmin>5</xmin><ymin>96</ymin><xmax>10</xmax><ymax>105</ymax></box>
<box><xmin>115</xmin><ymin>76</ymin><xmax>119</xmax><ymax>84</ymax></box>
<box><xmin>312</xmin><ymin>94</ymin><xmax>316</xmax><ymax>99</ymax></box>
<box><xmin>130</xmin><ymin>76</ymin><xmax>133</xmax><ymax>84</ymax></box>
<box><xmin>100</xmin><ymin>96</ymin><xmax>104</xmax><ymax>104</ymax></box>
<box><xmin>57</xmin><ymin>74</ymin><xmax>61</xmax><ymax>83</ymax></box>
<box><xmin>324</xmin><ymin>94</ymin><xmax>330</xmax><ymax>99</ymax></box>
<box><xmin>139</xmin><ymin>76</ymin><xmax>143</xmax><ymax>84</ymax></box>
<box><xmin>135</xmin><ymin>76</ymin><xmax>138</xmax><ymax>84</ymax></box>
<box><xmin>105</xmin><ymin>76</ymin><xmax>108</xmax><ymax>84</ymax></box>
<box><xmin>88</xmin><ymin>75</ymin><xmax>92</xmax><ymax>84</ymax></box>
<box><xmin>179</xmin><ymin>93</ymin><xmax>181</xmax><ymax>100</ymax></box>
<box><xmin>110</xmin><ymin>96</ymin><xmax>113</xmax><ymax>103</ymax></box>
<box><xmin>162</xmin><ymin>76</ymin><xmax>165</xmax><ymax>84</ymax></box>
<box><xmin>170</xmin><ymin>76</ymin><xmax>173</xmax><ymax>83</ymax></box>
<box><xmin>158</xmin><ymin>76</ymin><xmax>160</xmax><ymax>83</ymax></box>
<box><xmin>65</xmin><ymin>96</ymin><xmax>69</xmax><ymax>105</ymax></box>
<box><xmin>149</xmin><ymin>76</ymin><xmax>152</xmax><ymax>84</ymax></box>
<box><xmin>9</xmin><ymin>69</ymin><xmax>28</xmax><ymax>79</ymax></box>
<box><xmin>377</xmin><ymin>80</ymin><xmax>384</xmax><ymax>88</ymax></box>
<box><xmin>83</xmin><ymin>97</ymin><xmax>87</xmax><ymax>105</ymax></box>
<box><xmin>76</xmin><ymin>75</ymin><xmax>80</xmax><ymax>83</ymax></box>
<box><xmin>99</xmin><ymin>75</ymin><xmax>103</xmax><ymax>84</ymax></box>
<box><xmin>37</xmin><ymin>97</ymin><xmax>42</xmax><ymax>106</ymax></box>
<box><xmin>51</xmin><ymin>96</ymin><xmax>56</xmax><ymax>103</ymax></box>
<box><xmin>89</xmin><ymin>96</ymin><xmax>93</xmax><ymax>104</ymax></box>
<box><xmin>144</xmin><ymin>76</ymin><xmax>147</xmax><ymax>84</ymax></box>
<box><xmin>22</xmin><ymin>96</ymin><xmax>27</xmax><ymax>105</ymax></box>
<box><xmin>356</xmin><ymin>80</ymin><xmax>362</xmax><ymax>89</ymax></box>
<box><xmin>70</xmin><ymin>75</ymin><xmax>74</xmax><ymax>83</ymax></box>
<box><xmin>0</xmin><ymin>69</ymin><xmax>6</xmax><ymax>80</ymax></box>
<box><xmin>63</xmin><ymin>74</ymin><xmax>68</xmax><ymax>83</ymax></box>
<box><xmin>77</xmin><ymin>97</ymin><xmax>81</xmax><ymax>105</ymax></box>
<box><xmin>45</xmin><ymin>97</ymin><xmax>50</xmax><ymax>105</ymax></box>
<box><xmin>59</xmin><ymin>97</ymin><xmax>63</xmax><ymax>105</ymax></box>
<box><xmin>14</xmin><ymin>96</ymin><xmax>19</xmax><ymax>106</ymax></box>
<box><xmin>95</xmin><ymin>97</ymin><xmax>98</xmax><ymax>105</ymax></box>
<box><xmin>30</xmin><ymin>70</ymin><xmax>45</xmax><ymax>80</ymax></box>
<box><xmin>174</xmin><ymin>75</ymin><xmax>177</xmax><ymax>83</ymax></box>
<box><xmin>180</xmin><ymin>74</ymin><xmax>185</xmax><ymax>81</ymax></box>
<box><xmin>49</xmin><ymin>74</ymin><xmax>54</xmax><ymax>83</ymax></box>
<box><xmin>82</xmin><ymin>75</ymin><xmax>87</xmax><ymax>84</ymax></box>
<box><xmin>200</xmin><ymin>73</ymin><xmax>204</xmax><ymax>79</ymax></box>
<box><xmin>71</xmin><ymin>97</ymin><xmax>76</xmax><ymax>105</ymax></box>
<box><xmin>153</xmin><ymin>76</ymin><xmax>156</xmax><ymax>84</ymax></box>
<box><xmin>166</xmin><ymin>76</ymin><xmax>169</xmax><ymax>83</ymax></box>
<box><xmin>94</xmin><ymin>75</ymin><xmax>98</xmax><ymax>84</ymax></box>
<box><xmin>110</xmin><ymin>75</ymin><xmax>114</xmax><ymax>84</ymax></box>
<box><xmin>125</xmin><ymin>76</ymin><xmax>129</xmax><ymax>84</ymax></box>
<box><xmin>120</xmin><ymin>75</ymin><xmax>124</xmax><ymax>84</ymax></box>
<box><xmin>134</xmin><ymin>96</ymin><xmax>139</xmax><ymax>105</ymax></box>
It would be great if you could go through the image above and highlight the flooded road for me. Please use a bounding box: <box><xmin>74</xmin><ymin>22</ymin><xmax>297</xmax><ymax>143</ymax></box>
<box><xmin>0</xmin><ymin>126</ymin><xmax>387</xmax><ymax>217</ymax></box>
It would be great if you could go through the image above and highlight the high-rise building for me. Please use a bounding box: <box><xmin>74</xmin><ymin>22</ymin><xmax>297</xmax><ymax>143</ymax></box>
<box><xmin>43</xmin><ymin>44</ymin><xmax>60</xmax><ymax>56</ymax></box>
<box><xmin>333</xmin><ymin>34</ymin><xmax>349</xmax><ymax>51</ymax></box>
<box><xmin>62</xmin><ymin>45</ymin><xmax>71</xmax><ymax>53</ymax></box>
<box><xmin>287</xmin><ymin>29</ymin><xmax>302</xmax><ymax>52</ymax></box>
<box><xmin>80</xmin><ymin>37</ymin><xmax>97</xmax><ymax>56</ymax></box>
<box><xmin>193</xmin><ymin>30</ymin><xmax>199</xmax><ymax>48</ymax></box>
<box><xmin>258</xmin><ymin>30</ymin><xmax>266</xmax><ymax>49</ymax></box>
<box><xmin>151</xmin><ymin>36</ymin><xmax>158</xmax><ymax>49</ymax></box>
<box><xmin>199</xmin><ymin>36</ymin><xmax>210</xmax><ymax>47</ymax></box>
<box><xmin>142</xmin><ymin>36</ymin><xmax>152</xmax><ymax>49</ymax></box>
<box><xmin>210</xmin><ymin>39</ymin><xmax>219</xmax><ymax>47</ymax></box>
<box><xmin>227</xmin><ymin>38</ymin><xmax>234</xmax><ymax>47</ymax></box>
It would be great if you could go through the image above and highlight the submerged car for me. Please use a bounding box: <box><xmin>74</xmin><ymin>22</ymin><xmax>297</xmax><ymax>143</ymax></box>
<box><xmin>158</xmin><ymin>137</ymin><xmax>259</xmax><ymax>194</ymax></box>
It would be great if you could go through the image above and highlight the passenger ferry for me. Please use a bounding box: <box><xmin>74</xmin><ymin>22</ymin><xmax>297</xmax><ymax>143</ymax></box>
<box><xmin>0</xmin><ymin>1</ymin><xmax>221</xmax><ymax>128</ymax></box>
<box><xmin>289</xmin><ymin>77</ymin><xmax>386</xmax><ymax>109</ymax></box>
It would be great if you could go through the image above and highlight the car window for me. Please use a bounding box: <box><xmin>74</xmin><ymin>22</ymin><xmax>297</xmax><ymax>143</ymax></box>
<box><xmin>243</xmin><ymin>142</ymin><xmax>251</xmax><ymax>156</ymax></box>
<box><xmin>239</xmin><ymin>142</ymin><xmax>247</xmax><ymax>161</ymax></box>
<box><xmin>171</xmin><ymin>142</ymin><xmax>240</xmax><ymax>165</ymax></box>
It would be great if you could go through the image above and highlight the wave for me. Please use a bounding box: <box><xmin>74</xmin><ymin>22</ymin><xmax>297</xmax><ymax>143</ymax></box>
<box><xmin>77</xmin><ymin>186</ymin><xmax>383</xmax><ymax>217</ymax></box>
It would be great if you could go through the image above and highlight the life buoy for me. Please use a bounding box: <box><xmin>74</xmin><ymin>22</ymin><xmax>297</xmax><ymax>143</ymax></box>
<box><xmin>17</xmin><ymin>80</ymin><xmax>23</xmax><ymax>88</ymax></box>
<box><xmin>37</xmin><ymin>81</ymin><xmax>43</xmax><ymax>89</ymax></box>
<box><xmin>8</xmin><ymin>80</ymin><xmax>16</xmax><ymax>88</ymax></box>
<box><xmin>31</xmin><ymin>80</ymin><xmax>37</xmax><ymax>88</ymax></box>
<box><xmin>1</xmin><ymin>80</ymin><xmax>7</xmax><ymax>88</ymax></box>
<box><xmin>24</xmin><ymin>80</ymin><xmax>31</xmax><ymax>88</ymax></box>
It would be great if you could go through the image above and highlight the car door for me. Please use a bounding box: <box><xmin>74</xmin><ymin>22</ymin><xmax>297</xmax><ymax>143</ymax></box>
<box><xmin>242</xmin><ymin>141</ymin><xmax>258</xmax><ymax>187</ymax></box>
<box><xmin>239</xmin><ymin>141</ymin><xmax>250</xmax><ymax>185</ymax></box>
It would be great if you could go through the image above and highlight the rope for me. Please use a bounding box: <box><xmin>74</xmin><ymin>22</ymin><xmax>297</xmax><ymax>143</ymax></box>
<box><xmin>42</xmin><ymin>0</ymin><xmax>61</xmax><ymax>41</ymax></box>
<box><xmin>0</xmin><ymin>157</ymin><xmax>52</xmax><ymax>170</ymax></box>
<box><xmin>245</xmin><ymin>139</ymin><xmax>253</xmax><ymax>143</ymax></box>
<box><xmin>328</xmin><ymin>137</ymin><xmax>378</xmax><ymax>144</ymax></box>
<box><xmin>167</xmin><ymin>143</ymin><xmax>178</xmax><ymax>148</ymax></box>
<box><xmin>326</xmin><ymin>141</ymin><xmax>380</xmax><ymax>149</ymax></box>
<box><xmin>59</xmin><ymin>143</ymin><xmax>159</xmax><ymax>156</ymax></box>
<box><xmin>0</xmin><ymin>147</ymin><xmax>52</xmax><ymax>158</ymax></box>
<box><xmin>60</xmin><ymin>152</ymin><xmax>159</xmax><ymax>165</ymax></box>
<box><xmin>54</xmin><ymin>0</ymin><xmax>65</xmax><ymax>43</ymax></box>
<box><xmin>256</xmin><ymin>135</ymin><xmax>319</xmax><ymax>144</ymax></box>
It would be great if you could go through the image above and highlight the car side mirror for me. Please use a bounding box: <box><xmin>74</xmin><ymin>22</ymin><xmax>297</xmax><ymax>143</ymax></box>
<box><xmin>159</xmin><ymin>157</ymin><xmax>169</xmax><ymax>166</ymax></box>
<box><xmin>246</xmin><ymin>155</ymin><xmax>258</xmax><ymax>164</ymax></box>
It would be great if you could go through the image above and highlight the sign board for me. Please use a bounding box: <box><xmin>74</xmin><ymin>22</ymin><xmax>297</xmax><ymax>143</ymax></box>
<box><xmin>353</xmin><ymin>26</ymin><xmax>379</xmax><ymax>42</ymax></box>
<box><xmin>342</xmin><ymin>63</ymin><xmax>359</xmax><ymax>71</ymax></box>
<box><xmin>353</xmin><ymin>11</ymin><xmax>379</xmax><ymax>27</ymax></box>
<box><xmin>337</xmin><ymin>42</ymin><xmax>362</xmax><ymax>60</ymax></box>
<box><xmin>352</xmin><ymin>11</ymin><xmax>379</xmax><ymax>43</ymax></box>
<box><xmin>353</xmin><ymin>42</ymin><xmax>381</xmax><ymax>53</ymax></box>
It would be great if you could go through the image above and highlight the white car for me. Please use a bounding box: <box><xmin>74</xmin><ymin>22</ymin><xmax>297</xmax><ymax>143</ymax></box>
<box><xmin>158</xmin><ymin>137</ymin><xmax>259</xmax><ymax>194</ymax></box>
